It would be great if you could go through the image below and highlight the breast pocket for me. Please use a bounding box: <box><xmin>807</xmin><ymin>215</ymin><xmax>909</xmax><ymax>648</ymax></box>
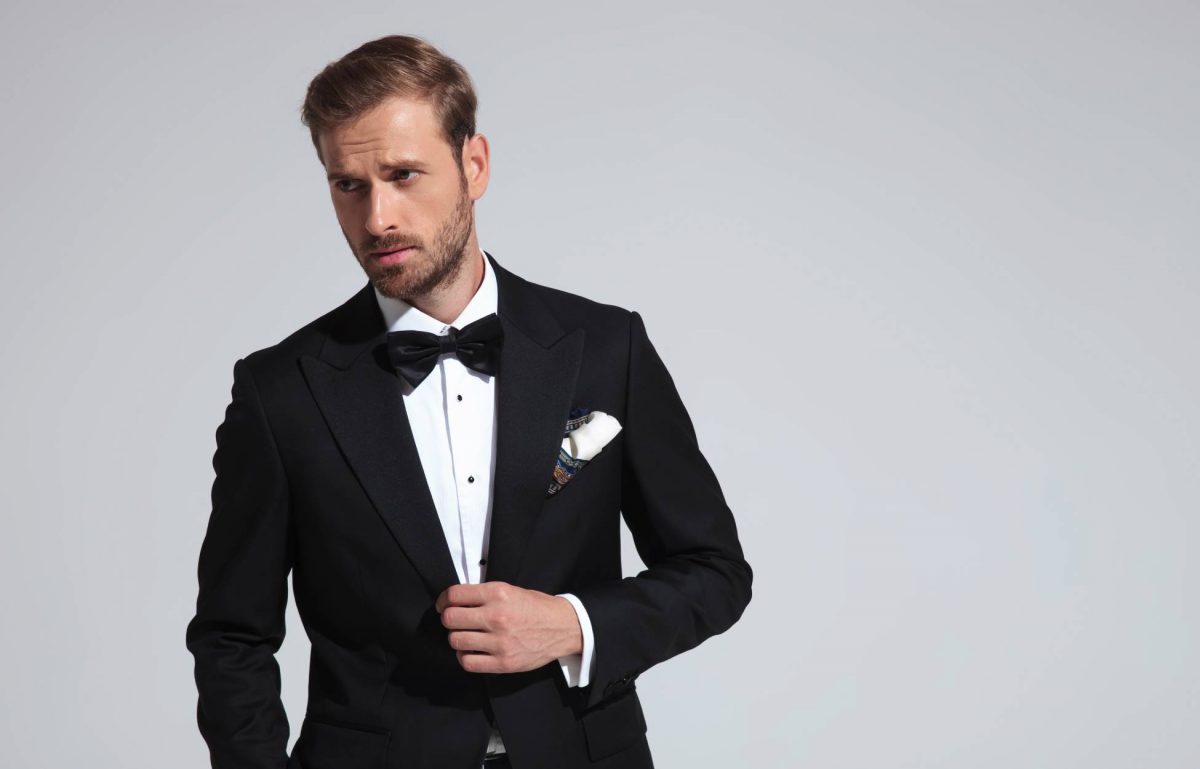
<box><xmin>287</xmin><ymin>717</ymin><xmax>390</xmax><ymax>769</ymax></box>
<box><xmin>547</xmin><ymin>438</ymin><xmax>622</xmax><ymax>502</ymax></box>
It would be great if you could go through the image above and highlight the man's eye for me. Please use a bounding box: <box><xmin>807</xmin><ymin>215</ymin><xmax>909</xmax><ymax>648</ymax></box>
<box><xmin>395</xmin><ymin>170</ymin><xmax>419</xmax><ymax>183</ymax></box>
<box><xmin>334</xmin><ymin>180</ymin><xmax>361</xmax><ymax>193</ymax></box>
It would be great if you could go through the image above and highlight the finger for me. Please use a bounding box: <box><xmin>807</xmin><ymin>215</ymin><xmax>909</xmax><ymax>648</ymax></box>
<box><xmin>443</xmin><ymin>582</ymin><xmax>503</xmax><ymax>607</ymax></box>
<box><xmin>448</xmin><ymin>630</ymin><xmax>498</xmax><ymax>654</ymax></box>
<box><xmin>440</xmin><ymin>605</ymin><xmax>489</xmax><ymax>630</ymax></box>
<box><xmin>457</xmin><ymin>650</ymin><xmax>503</xmax><ymax>674</ymax></box>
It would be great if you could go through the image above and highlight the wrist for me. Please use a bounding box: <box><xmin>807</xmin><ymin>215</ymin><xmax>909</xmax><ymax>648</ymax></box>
<box><xmin>555</xmin><ymin>595</ymin><xmax>583</xmax><ymax>657</ymax></box>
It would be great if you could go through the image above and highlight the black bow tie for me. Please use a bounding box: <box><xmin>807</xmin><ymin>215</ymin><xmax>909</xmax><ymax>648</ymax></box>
<box><xmin>385</xmin><ymin>312</ymin><xmax>503</xmax><ymax>389</ymax></box>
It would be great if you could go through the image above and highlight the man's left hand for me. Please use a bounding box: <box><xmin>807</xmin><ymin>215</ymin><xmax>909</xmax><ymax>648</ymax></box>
<box><xmin>435</xmin><ymin>581</ymin><xmax>583</xmax><ymax>674</ymax></box>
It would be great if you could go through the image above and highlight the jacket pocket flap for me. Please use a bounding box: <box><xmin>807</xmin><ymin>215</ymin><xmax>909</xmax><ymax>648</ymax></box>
<box><xmin>579</xmin><ymin>688</ymin><xmax>648</xmax><ymax>761</ymax></box>
<box><xmin>290</xmin><ymin>717</ymin><xmax>390</xmax><ymax>769</ymax></box>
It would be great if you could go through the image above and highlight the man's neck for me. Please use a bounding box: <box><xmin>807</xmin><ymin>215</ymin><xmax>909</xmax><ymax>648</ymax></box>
<box><xmin>409</xmin><ymin>244</ymin><xmax>486</xmax><ymax>326</ymax></box>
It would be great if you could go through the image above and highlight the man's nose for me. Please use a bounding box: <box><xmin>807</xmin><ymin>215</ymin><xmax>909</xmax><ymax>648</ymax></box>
<box><xmin>364</xmin><ymin>185</ymin><xmax>402</xmax><ymax>237</ymax></box>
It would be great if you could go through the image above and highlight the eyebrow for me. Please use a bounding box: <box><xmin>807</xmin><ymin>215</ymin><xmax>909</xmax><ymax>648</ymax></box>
<box><xmin>326</xmin><ymin>160</ymin><xmax>431</xmax><ymax>181</ymax></box>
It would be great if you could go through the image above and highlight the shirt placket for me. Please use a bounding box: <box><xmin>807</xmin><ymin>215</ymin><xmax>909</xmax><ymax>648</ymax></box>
<box><xmin>442</xmin><ymin>353</ymin><xmax>483</xmax><ymax>585</ymax></box>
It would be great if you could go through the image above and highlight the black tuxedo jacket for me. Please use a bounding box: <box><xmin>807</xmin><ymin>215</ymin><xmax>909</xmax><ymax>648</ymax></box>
<box><xmin>186</xmin><ymin>252</ymin><xmax>753</xmax><ymax>769</ymax></box>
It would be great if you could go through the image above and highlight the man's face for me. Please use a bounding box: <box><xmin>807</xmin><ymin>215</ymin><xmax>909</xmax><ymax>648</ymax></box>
<box><xmin>319</xmin><ymin>95</ymin><xmax>488</xmax><ymax>302</ymax></box>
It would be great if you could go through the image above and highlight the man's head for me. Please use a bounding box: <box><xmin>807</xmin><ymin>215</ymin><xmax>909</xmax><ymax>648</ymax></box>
<box><xmin>301</xmin><ymin>35</ymin><xmax>489</xmax><ymax>304</ymax></box>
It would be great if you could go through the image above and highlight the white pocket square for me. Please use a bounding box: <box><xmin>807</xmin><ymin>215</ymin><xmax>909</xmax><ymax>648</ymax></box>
<box><xmin>547</xmin><ymin>408</ymin><xmax>622</xmax><ymax>497</ymax></box>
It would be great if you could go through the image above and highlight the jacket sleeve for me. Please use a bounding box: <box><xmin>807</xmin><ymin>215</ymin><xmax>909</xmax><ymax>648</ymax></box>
<box><xmin>185</xmin><ymin>357</ymin><xmax>294</xmax><ymax>768</ymax></box>
<box><xmin>571</xmin><ymin>310</ymin><xmax>753</xmax><ymax>710</ymax></box>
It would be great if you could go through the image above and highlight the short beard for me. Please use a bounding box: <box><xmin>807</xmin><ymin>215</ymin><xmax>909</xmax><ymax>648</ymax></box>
<box><xmin>360</xmin><ymin>179</ymin><xmax>474</xmax><ymax>303</ymax></box>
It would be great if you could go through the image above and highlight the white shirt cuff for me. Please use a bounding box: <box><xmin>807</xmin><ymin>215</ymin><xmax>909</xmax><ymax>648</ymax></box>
<box><xmin>555</xmin><ymin>592</ymin><xmax>596</xmax><ymax>688</ymax></box>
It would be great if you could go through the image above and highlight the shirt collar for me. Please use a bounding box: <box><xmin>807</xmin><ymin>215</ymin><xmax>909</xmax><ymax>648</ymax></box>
<box><xmin>373</xmin><ymin>247</ymin><xmax>497</xmax><ymax>334</ymax></box>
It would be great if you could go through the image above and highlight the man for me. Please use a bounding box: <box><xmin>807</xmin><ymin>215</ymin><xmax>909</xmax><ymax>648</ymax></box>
<box><xmin>185</xmin><ymin>34</ymin><xmax>752</xmax><ymax>769</ymax></box>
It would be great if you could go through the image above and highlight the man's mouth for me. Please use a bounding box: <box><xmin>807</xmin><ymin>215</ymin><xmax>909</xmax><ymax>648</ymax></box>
<box><xmin>371</xmin><ymin>246</ymin><xmax>415</xmax><ymax>265</ymax></box>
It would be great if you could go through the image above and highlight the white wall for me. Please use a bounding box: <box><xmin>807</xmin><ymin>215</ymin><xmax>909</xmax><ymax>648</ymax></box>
<box><xmin>0</xmin><ymin>1</ymin><xmax>1195</xmax><ymax>766</ymax></box>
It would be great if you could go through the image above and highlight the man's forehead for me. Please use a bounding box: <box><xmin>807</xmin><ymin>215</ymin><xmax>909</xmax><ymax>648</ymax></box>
<box><xmin>320</xmin><ymin>96</ymin><xmax>443</xmax><ymax>169</ymax></box>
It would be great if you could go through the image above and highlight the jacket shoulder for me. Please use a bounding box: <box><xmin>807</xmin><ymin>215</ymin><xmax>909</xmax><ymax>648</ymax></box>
<box><xmin>516</xmin><ymin>272</ymin><xmax>633</xmax><ymax>333</ymax></box>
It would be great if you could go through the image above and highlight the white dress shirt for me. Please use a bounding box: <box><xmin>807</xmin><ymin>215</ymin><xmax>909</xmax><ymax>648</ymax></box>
<box><xmin>373</xmin><ymin>247</ymin><xmax>597</xmax><ymax>759</ymax></box>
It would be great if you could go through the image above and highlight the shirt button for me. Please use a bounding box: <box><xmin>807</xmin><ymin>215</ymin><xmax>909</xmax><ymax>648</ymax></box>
<box><xmin>468</xmin><ymin>475</ymin><xmax>475</xmax><ymax>483</ymax></box>
<box><xmin>479</xmin><ymin>557</ymin><xmax>487</xmax><ymax>565</ymax></box>
<box><xmin>457</xmin><ymin>394</ymin><xmax>463</xmax><ymax>401</ymax></box>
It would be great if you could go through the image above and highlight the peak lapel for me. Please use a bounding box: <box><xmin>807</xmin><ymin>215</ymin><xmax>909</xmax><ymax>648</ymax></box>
<box><xmin>299</xmin><ymin>283</ymin><xmax>460</xmax><ymax>596</ymax></box>
<box><xmin>483</xmin><ymin>253</ymin><xmax>585</xmax><ymax>585</ymax></box>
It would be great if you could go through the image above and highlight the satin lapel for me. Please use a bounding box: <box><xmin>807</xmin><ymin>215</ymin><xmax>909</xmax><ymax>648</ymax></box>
<box><xmin>483</xmin><ymin>253</ymin><xmax>585</xmax><ymax>585</ymax></box>
<box><xmin>298</xmin><ymin>283</ymin><xmax>460</xmax><ymax>597</ymax></box>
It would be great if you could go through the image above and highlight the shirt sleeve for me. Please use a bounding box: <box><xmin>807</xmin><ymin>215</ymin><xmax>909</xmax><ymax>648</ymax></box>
<box><xmin>555</xmin><ymin>592</ymin><xmax>596</xmax><ymax>687</ymax></box>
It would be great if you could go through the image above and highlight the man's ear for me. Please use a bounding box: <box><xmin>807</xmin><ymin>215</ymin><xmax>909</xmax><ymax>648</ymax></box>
<box><xmin>462</xmin><ymin>132</ymin><xmax>490</xmax><ymax>201</ymax></box>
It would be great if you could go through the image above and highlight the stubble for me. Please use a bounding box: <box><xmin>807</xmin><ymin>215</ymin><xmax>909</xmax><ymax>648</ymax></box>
<box><xmin>354</xmin><ymin>180</ymin><xmax>474</xmax><ymax>303</ymax></box>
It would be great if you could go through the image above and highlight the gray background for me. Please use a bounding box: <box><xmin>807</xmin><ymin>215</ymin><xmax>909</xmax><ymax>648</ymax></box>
<box><xmin>1</xmin><ymin>1</ymin><xmax>1196</xmax><ymax>767</ymax></box>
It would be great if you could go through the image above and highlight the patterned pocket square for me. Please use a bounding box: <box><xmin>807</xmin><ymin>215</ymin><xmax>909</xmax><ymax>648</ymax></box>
<box><xmin>547</xmin><ymin>406</ymin><xmax>622</xmax><ymax>497</ymax></box>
